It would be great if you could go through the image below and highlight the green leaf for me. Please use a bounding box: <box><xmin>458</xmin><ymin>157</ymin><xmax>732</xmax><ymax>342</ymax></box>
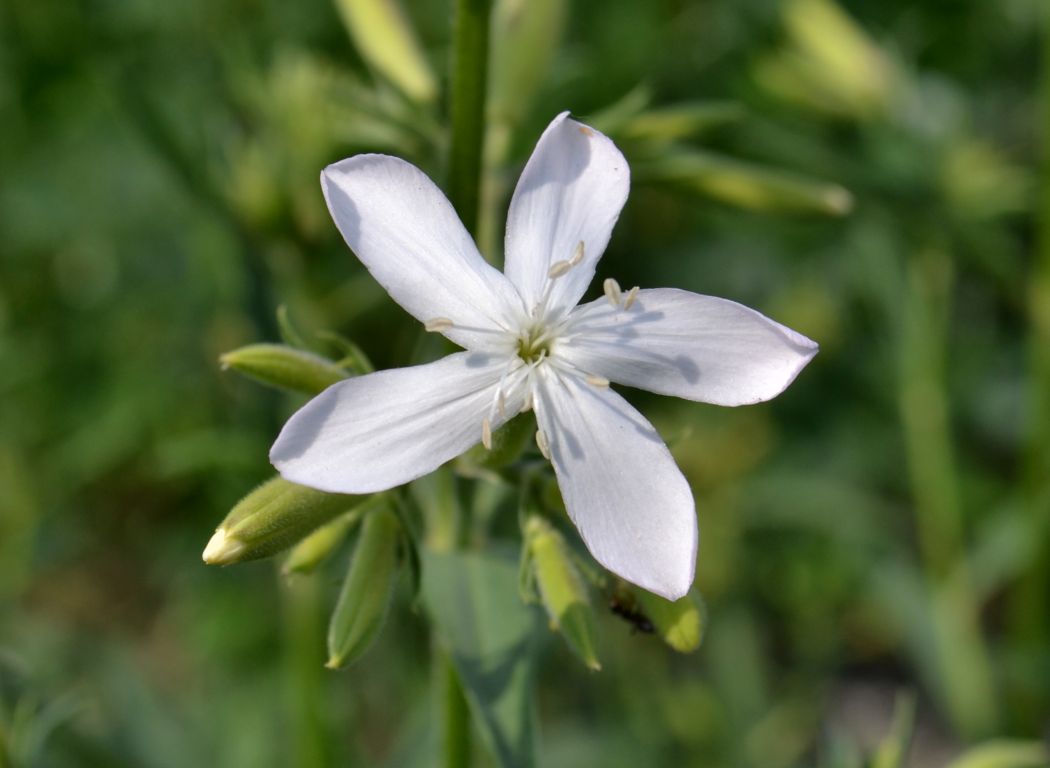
<box><xmin>944</xmin><ymin>741</ymin><xmax>1049</xmax><ymax>768</ymax></box>
<box><xmin>422</xmin><ymin>549</ymin><xmax>540</xmax><ymax>768</ymax></box>
<box><xmin>220</xmin><ymin>343</ymin><xmax>348</xmax><ymax>395</ymax></box>
<box><xmin>870</xmin><ymin>691</ymin><xmax>916</xmax><ymax>768</ymax></box>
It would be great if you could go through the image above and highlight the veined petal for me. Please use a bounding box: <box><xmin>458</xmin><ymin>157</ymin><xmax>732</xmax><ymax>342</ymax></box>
<box><xmin>559</xmin><ymin>288</ymin><xmax>818</xmax><ymax>406</ymax></box>
<box><xmin>504</xmin><ymin>113</ymin><xmax>630</xmax><ymax>318</ymax></box>
<box><xmin>533</xmin><ymin>368</ymin><xmax>697</xmax><ymax>600</ymax></box>
<box><xmin>271</xmin><ymin>352</ymin><xmax>524</xmax><ymax>494</ymax></box>
<box><xmin>322</xmin><ymin>156</ymin><xmax>522</xmax><ymax>352</ymax></box>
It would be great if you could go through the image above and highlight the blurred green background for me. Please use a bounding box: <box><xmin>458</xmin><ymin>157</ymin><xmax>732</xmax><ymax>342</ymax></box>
<box><xmin>1</xmin><ymin>0</ymin><xmax>1047</xmax><ymax>765</ymax></box>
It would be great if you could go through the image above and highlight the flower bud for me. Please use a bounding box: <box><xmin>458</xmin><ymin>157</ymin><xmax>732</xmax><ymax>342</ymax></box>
<box><xmin>326</xmin><ymin>506</ymin><xmax>402</xmax><ymax>669</ymax></box>
<box><xmin>333</xmin><ymin>0</ymin><xmax>436</xmax><ymax>103</ymax></box>
<box><xmin>525</xmin><ymin>516</ymin><xmax>600</xmax><ymax>671</ymax></box>
<box><xmin>220</xmin><ymin>343</ymin><xmax>348</xmax><ymax>395</ymax></box>
<box><xmin>637</xmin><ymin>150</ymin><xmax>853</xmax><ymax>216</ymax></box>
<box><xmin>282</xmin><ymin>507</ymin><xmax>365</xmax><ymax>576</ymax></box>
<box><xmin>203</xmin><ymin>477</ymin><xmax>359</xmax><ymax>566</ymax></box>
<box><xmin>635</xmin><ymin>589</ymin><xmax>705</xmax><ymax>654</ymax></box>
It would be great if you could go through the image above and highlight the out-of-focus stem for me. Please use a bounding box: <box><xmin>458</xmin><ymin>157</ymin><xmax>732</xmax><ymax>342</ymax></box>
<box><xmin>283</xmin><ymin>573</ymin><xmax>337</xmax><ymax>768</ymax></box>
<box><xmin>898</xmin><ymin>247</ymin><xmax>996</xmax><ymax>738</ymax></box>
<box><xmin>1010</xmin><ymin>0</ymin><xmax>1050</xmax><ymax>726</ymax></box>
<box><xmin>447</xmin><ymin>0</ymin><xmax>491</xmax><ymax>239</ymax></box>
<box><xmin>441</xmin><ymin>650</ymin><xmax>471</xmax><ymax>768</ymax></box>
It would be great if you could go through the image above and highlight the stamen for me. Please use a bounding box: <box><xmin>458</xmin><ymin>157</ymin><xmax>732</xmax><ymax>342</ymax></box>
<box><xmin>520</xmin><ymin>391</ymin><xmax>534</xmax><ymax>413</ymax></box>
<box><xmin>585</xmin><ymin>374</ymin><xmax>610</xmax><ymax>388</ymax></box>
<box><xmin>570</xmin><ymin>241</ymin><xmax>584</xmax><ymax>266</ymax></box>
<box><xmin>425</xmin><ymin>317</ymin><xmax>453</xmax><ymax>332</ymax></box>
<box><xmin>481</xmin><ymin>417</ymin><xmax>493</xmax><ymax>450</ymax></box>
<box><xmin>535</xmin><ymin>429</ymin><xmax>551</xmax><ymax>460</ymax></box>
<box><xmin>623</xmin><ymin>286</ymin><xmax>640</xmax><ymax>310</ymax></box>
<box><xmin>547</xmin><ymin>260</ymin><xmax>572</xmax><ymax>279</ymax></box>
<box><xmin>497</xmin><ymin>390</ymin><xmax>507</xmax><ymax>418</ymax></box>
<box><xmin>603</xmin><ymin>278</ymin><xmax>622</xmax><ymax>307</ymax></box>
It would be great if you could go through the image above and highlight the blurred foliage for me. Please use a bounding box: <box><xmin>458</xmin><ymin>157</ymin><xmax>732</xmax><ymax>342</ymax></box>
<box><xmin>0</xmin><ymin>0</ymin><xmax>1047</xmax><ymax>766</ymax></box>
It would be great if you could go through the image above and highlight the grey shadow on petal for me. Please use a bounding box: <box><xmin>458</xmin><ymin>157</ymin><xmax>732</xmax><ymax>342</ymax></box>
<box><xmin>578</xmin><ymin>380</ymin><xmax>664</xmax><ymax>447</ymax></box>
<box><xmin>270</xmin><ymin>380</ymin><xmax>346</xmax><ymax>463</ymax></box>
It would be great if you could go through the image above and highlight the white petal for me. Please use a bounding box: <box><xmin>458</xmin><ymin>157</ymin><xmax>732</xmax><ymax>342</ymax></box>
<box><xmin>503</xmin><ymin>113</ymin><xmax>630</xmax><ymax>318</ymax></box>
<box><xmin>559</xmin><ymin>288</ymin><xmax>818</xmax><ymax>406</ymax></box>
<box><xmin>534</xmin><ymin>368</ymin><xmax>697</xmax><ymax>600</ymax></box>
<box><xmin>322</xmin><ymin>155</ymin><xmax>522</xmax><ymax>352</ymax></box>
<box><xmin>271</xmin><ymin>352</ymin><xmax>524</xmax><ymax>494</ymax></box>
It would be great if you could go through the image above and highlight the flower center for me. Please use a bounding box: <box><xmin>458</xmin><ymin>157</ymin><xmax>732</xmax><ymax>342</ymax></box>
<box><xmin>516</xmin><ymin>324</ymin><xmax>553</xmax><ymax>364</ymax></box>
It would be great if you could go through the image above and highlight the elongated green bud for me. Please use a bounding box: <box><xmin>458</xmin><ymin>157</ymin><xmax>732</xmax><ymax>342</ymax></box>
<box><xmin>203</xmin><ymin>477</ymin><xmax>358</xmax><ymax>566</ymax></box>
<box><xmin>525</xmin><ymin>516</ymin><xmax>600</xmax><ymax>671</ymax></box>
<box><xmin>327</xmin><ymin>506</ymin><xmax>402</xmax><ymax>669</ymax></box>
<box><xmin>621</xmin><ymin>103</ymin><xmax>743</xmax><ymax>143</ymax></box>
<box><xmin>635</xmin><ymin>589</ymin><xmax>705</xmax><ymax>653</ymax></box>
<box><xmin>220</xmin><ymin>343</ymin><xmax>348</xmax><ymax>395</ymax></box>
<box><xmin>283</xmin><ymin>510</ymin><xmax>360</xmax><ymax>576</ymax></box>
<box><xmin>333</xmin><ymin>0</ymin><xmax>436</xmax><ymax>103</ymax></box>
<box><xmin>637</xmin><ymin>150</ymin><xmax>853</xmax><ymax>216</ymax></box>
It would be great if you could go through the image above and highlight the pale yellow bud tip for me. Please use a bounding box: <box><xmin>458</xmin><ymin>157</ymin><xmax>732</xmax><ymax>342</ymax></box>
<box><xmin>202</xmin><ymin>528</ymin><xmax>245</xmax><ymax>565</ymax></box>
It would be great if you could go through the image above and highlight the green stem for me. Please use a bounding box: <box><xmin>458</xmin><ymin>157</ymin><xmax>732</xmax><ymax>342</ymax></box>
<box><xmin>447</xmin><ymin>0</ymin><xmax>492</xmax><ymax>238</ymax></box>
<box><xmin>441</xmin><ymin>650</ymin><xmax>472</xmax><ymax>768</ymax></box>
<box><xmin>897</xmin><ymin>247</ymin><xmax>996</xmax><ymax>738</ymax></box>
<box><xmin>1009</xmin><ymin>0</ymin><xmax>1050</xmax><ymax>727</ymax></box>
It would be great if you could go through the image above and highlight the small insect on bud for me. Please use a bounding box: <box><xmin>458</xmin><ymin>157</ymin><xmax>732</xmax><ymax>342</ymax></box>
<box><xmin>635</xmin><ymin>588</ymin><xmax>705</xmax><ymax>653</ymax></box>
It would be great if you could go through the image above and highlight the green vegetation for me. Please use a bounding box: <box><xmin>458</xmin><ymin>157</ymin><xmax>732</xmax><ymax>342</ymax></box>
<box><xmin>0</xmin><ymin>0</ymin><xmax>1046</xmax><ymax>765</ymax></box>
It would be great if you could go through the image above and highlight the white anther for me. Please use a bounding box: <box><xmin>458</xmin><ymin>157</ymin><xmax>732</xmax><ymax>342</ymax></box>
<box><xmin>481</xmin><ymin>417</ymin><xmax>493</xmax><ymax>450</ymax></box>
<box><xmin>571</xmin><ymin>241</ymin><xmax>585</xmax><ymax>266</ymax></box>
<box><xmin>497</xmin><ymin>390</ymin><xmax>507</xmax><ymax>418</ymax></box>
<box><xmin>603</xmin><ymin>278</ymin><xmax>622</xmax><ymax>307</ymax></box>
<box><xmin>585</xmin><ymin>375</ymin><xmax>610</xmax><ymax>388</ymax></box>
<box><xmin>425</xmin><ymin>317</ymin><xmax>454</xmax><ymax>332</ymax></box>
<box><xmin>547</xmin><ymin>260</ymin><xmax>572</xmax><ymax>279</ymax></box>
<box><xmin>536</xmin><ymin>429</ymin><xmax>551</xmax><ymax>460</ymax></box>
<box><xmin>520</xmin><ymin>391</ymin><xmax>534</xmax><ymax>413</ymax></box>
<box><xmin>623</xmin><ymin>286</ymin><xmax>639</xmax><ymax>310</ymax></box>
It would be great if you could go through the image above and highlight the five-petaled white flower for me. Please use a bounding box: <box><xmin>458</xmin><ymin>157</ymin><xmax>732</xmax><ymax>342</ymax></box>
<box><xmin>271</xmin><ymin>112</ymin><xmax>817</xmax><ymax>600</ymax></box>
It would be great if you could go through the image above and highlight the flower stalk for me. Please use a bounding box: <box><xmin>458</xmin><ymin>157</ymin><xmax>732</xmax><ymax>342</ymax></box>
<box><xmin>447</xmin><ymin>0</ymin><xmax>491</xmax><ymax>237</ymax></box>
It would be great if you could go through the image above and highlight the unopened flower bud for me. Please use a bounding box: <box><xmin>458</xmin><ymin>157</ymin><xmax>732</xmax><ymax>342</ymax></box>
<box><xmin>203</xmin><ymin>477</ymin><xmax>359</xmax><ymax>566</ymax></box>
<box><xmin>220</xmin><ymin>343</ymin><xmax>348</xmax><ymax>395</ymax></box>
<box><xmin>525</xmin><ymin>516</ymin><xmax>600</xmax><ymax>671</ymax></box>
<box><xmin>283</xmin><ymin>500</ymin><xmax>378</xmax><ymax>575</ymax></box>
<box><xmin>326</xmin><ymin>505</ymin><xmax>402</xmax><ymax>669</ymax></box>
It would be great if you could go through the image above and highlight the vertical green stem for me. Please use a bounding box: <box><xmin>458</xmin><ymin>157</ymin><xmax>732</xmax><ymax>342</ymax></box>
<box><xmin>283</xmin><ymin>574</ymin><xmax>337</xmax><ymax>768</ymax></box>
<box><xmin>436</xmin><ymin>3</ymin><xmax>491</xmax><ymax>764</ymax></box>
<box><xmin>898</xmin><ymin>247</ymin><xmax>995</xmax><ymax>738</ymax></box>
<box><xmin>441</xmin><ymin>652</ymin><xmax>472</xmax><ymax>768</ymax></box>
<box><xmin>1010</xmin><ymin>0</ymin><xmax>1050</xmax><ymax>727</ymax></box>
<box><xmin>447</xmin><ymin>0</ymin><xmax>492</xmax><ymax>238</ymax></box>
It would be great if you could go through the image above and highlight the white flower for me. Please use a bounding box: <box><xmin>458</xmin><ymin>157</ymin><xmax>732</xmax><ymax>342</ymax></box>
<box><xmin>270</xmin><ymin>112</ymin><xmax>817</xmax><ymax>600</ymax></box>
